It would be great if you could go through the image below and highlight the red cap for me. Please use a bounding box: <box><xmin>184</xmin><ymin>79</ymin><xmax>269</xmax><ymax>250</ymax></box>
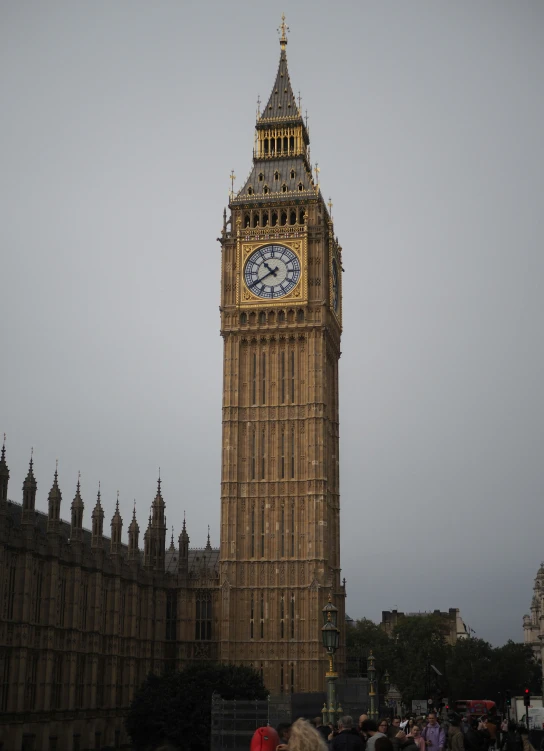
<box><xmin>250</xmin><ymin>726</ymin><xmax>281</xmax><ymax>751</ymax></box>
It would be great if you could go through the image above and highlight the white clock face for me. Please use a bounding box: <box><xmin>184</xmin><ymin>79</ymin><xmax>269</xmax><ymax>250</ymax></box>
<box><xmin>244</xmin><ymin>244</ymin><xmax>301</xmax><ymax>299</ymax></box>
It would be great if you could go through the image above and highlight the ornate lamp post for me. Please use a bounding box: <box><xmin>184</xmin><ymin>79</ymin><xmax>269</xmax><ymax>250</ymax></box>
<box><xmin>367</xmin><ymin>651</ymin><xmax>377</xmax><ymax>720</ymax></box>
<box><xmin>384</xmin><ymin>670</ymin><xmax>391</xmax><ymax>717</ymax></box>
<box><xmin>321</xmin><ymin>593</ymin><xmax>341</xmax><ymax>725</ymax></box>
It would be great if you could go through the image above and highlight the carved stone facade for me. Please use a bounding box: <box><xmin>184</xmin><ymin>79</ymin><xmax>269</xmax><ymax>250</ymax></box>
<box><xmin>218</xmin><ymin>26</ymin><xmax>345</xmax><ymax>694</ymax></box>
<box><xmin>523</xmin><ymin>562</ymin><xmax>544</xmax><ymax>662</ymax></box>
<box><xmin>0</xmin><ymin>448</ymin><xmax>220</xmax><ymax>750</ymax></box>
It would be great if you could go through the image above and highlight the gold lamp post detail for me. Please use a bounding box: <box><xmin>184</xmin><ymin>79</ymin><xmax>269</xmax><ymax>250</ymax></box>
<box><xmin>321</xmin><ymin>593</ymin><xmax>342</xmax><ymax>725</ymax></box>
<box><xmin>367</xmin><ymin>650</ymin><xmax>377</xmax><ymax>720</ymax></box>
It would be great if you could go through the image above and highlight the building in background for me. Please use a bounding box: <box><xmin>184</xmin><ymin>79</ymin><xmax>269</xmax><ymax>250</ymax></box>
<box><xmin>381</xmin><ymin>608</ymin><xmax>469</xmax><ymax>645</ymax></box>
<box><xmin>523</xmin><ymin>561</ymin><xmax>544</xmax><ymax>660</ymax></box>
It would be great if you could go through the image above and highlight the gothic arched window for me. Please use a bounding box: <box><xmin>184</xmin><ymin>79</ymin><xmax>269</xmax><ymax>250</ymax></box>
<box><xmin>195</xmin><ymin>590</ymin><xmax>212</xmax><ymax>640</ymax></box>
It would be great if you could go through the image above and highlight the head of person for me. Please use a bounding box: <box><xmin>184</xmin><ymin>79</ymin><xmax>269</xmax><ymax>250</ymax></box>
<box><xmin>287</xmin><ymin>718</ymin><xmax>328</xmax><ymax>751</ymax></box>
<box><xmin>392</xmin><ymin>717</ymin><xmax>401</xmax><ymax>728</ymax></box>
<box><xmin>447</xmin><ymin>714</ymin><xmax>461</xmax><ymax>728</ymax></box>
<box><xmin>427</xmin><ymin>713</ymin><xmax>438</xmax><ymax>727</ymax></box>
<box><xmin>361</xmin><ymin>720</ymin><xmax>378</xmax><ymax>736</ymax></box>
<box><xmin>411</xmin><ymin>725</ymin><xmax>421</xmax><ymax>737</ymax></box>
<box><xmin>339</xmin><ymin>717</ymin><xmax>354</xmax><ymax>733</ymax></box>
<box><xmin>377</xmin><ymin>719</ymin><xmax>389</xmax><ymax>734</ymax></box>
<box><xmin>359</xmin><ymin>714</ymin><xmax>369</xmax><ymax>729</ymax></box>
<box><xmin>375</xmin><ymin>738</ymin><xmax>395</xmax><ymax>751</ymax></box>
<box><xmin>470</xmin><ymin>718</ymin><xmax>479</xmax><ymax>730</ymax></box>
<box><xmin>250</xmin><ymin>727</ymin><xmax>281</xmax><ymax>751</ymax></box>
<box><xmin>312</xmin><ymin>717</ymin><xmax>322</xmax><ymax>728</ymax></box>
<box><xmin>507</xmin><ymin>721</ymin><xmax>517</xmax><ymax>733</ymax></box>
<box><xmin>277</xmin><ymin>723</ymin><xmax>293</xmax><ymax>743</ymax></box>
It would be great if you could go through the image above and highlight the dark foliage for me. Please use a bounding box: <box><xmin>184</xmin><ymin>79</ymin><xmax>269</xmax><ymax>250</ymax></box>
<box><xmin>125</xmin><ymin>662</ymin><xmax>268</xmax><ymax>751</ymax></box>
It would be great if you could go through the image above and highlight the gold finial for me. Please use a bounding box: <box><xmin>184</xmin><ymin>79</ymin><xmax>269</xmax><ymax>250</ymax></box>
<box><xmin>229</xmin><ymin>169</ymin><xmax>236</xmax><ymax>200</ymax></box>
<box><xmin>314</xmin><ymin>162</ymin><xmax>320</xmax><ymax>192</ymax></box>
<box><xmin>297</xmin><ymin>91</ymin><xmax>302</xmax><ymax>112</ymax></box>
<box><xmin>327</xmin><ymin>197</ymin><xmax>333</xmax><ymax>219</ymax></box>
<box><xmin>278</xmin><ymin>13</ymin><xmax>289</xmax><ymax>49</ymax></box>
<box><xmin>256</xmin><ymin>95</ymin><xmax>261</xmax><ymax>118</ymax></box>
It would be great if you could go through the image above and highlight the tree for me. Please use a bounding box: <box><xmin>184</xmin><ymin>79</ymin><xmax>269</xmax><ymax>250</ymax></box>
<box><xmin>388</xmin><ymin>615</ymin><xmax>450</xmax><ymax>705</ymax></box>
<box><xmin>125</xmin><ymin>663</ymin><xmax>268</xmax><ymax>751</ymax></box>
<box><xmin>346</xmin><ymin>618</ymin><xmax>391</xmax><ymax>677</ymax></box>
<box><xmin>446</xmin><ymin>637</ymin><xmax>495</xmax><ymax>700</ymax></box>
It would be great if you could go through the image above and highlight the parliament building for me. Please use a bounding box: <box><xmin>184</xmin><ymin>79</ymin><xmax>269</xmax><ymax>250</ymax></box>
<box><xmin>0</xmin><ymin>21</ymin><xmax>345</xmax><ymax>750</ymax></box>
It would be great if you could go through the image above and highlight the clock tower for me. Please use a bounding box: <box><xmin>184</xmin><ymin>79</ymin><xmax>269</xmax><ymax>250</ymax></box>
<box><xmin>218</xmin><ymin>19</ymin><xmax>345</xmax><ymax>694</ymax></box>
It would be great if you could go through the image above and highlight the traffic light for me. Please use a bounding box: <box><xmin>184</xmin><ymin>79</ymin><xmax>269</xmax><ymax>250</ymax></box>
<box><xmin>505</xmin><ymin>690</ymin><xmax>511</xmax><ymax>707</ymax></box>
<box><xmin>524</xmin><ymin>689</ymin><xmax>531</xmax><ymax>707</ymax></box>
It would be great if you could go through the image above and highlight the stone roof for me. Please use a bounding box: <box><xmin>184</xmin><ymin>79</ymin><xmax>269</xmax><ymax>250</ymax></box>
<box><xmin>237</xmin><ymin>157</ymin><xmax>314</xmax><ymax>201</ymax></box>
<box><xmin>259</xmin><ymin>48</ymin><xmax>302</xmax><ymax>126</ymax></box>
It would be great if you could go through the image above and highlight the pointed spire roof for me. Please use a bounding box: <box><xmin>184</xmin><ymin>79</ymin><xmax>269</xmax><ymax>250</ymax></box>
<box><xmin>153</xmin><ymin>470</ymin><xmax>164</xmax><ymax>506</ymax></box>
<box><xmin>259</xmin><ymin>48</ymin><xmax>300</xmax><ymax>125</ymax></box>
<box><xmin>169</xmin><ymin>525</ymin><xmax>175</xmax><ymax>551</ymax></box>
<box><xmin>0</xmin><ymin>434</ymin><xmax>9</xmax><ymax>478</ymax></box>
<box><xmin>112</xmin><ymin>490</ymin><xmax>122</xmax><ymax>524</ymax></box>
<box><xmin>129</xmin><ymin>500</ymin><xmax>139</xmax><ymax>533</ymax></box>
<box><xmin>23</xmin><ymin>448</ymin><xmax>37</xmax><ymax>489</ymax></box>
<box><xmin>92</xmin><ymin>481</ymin><xmax>104</xmax><ymax>517</ymax></box>
<box><xmin>205</xmin><ymin>525</ymin><xmax>212</xmax><ymax>551</ymax></box>
<box><xmin>180</xmin><ymin>510</ymin><xmax>189</xmax><ymax>540</ymax></box>
<box><xmin>48</xmin><ymin>461</ymin><xmax>62</xmax><ymax>503</ymax></box>
<box><xmin>72</xmin><ymin>471</ymin><xmax>84</xmax><ymax>509</ymax></box>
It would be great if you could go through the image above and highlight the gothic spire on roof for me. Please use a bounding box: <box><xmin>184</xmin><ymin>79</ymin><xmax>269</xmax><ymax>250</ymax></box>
<box><xmin>129</xmin><ymin>500</ymin><xmax>139</xmax><ymax>533</ymax></box>
<box><xmin>259</xmin><ymin>15</ymin><xmax>300</xmax><ymax>125</ymax></box>
<box><xmin>72</xmin><ymin>471</ymin><xmax>84</xmax><ymax>509</ymax></box>
<box><xmin>23</xmin><ymin>447</ymin><xmax>36</xmax><ymax>487</ymax></box>
<box><xmin>205</xmin><ymin>525</ymin><xmax>212</xmax><ymax>551</ymax></box>
<box><xmin>0</xmin><ymin>433</ymin><xmax>8</xmax><ymax>477</ymax></box>
<box><xmin>48</xmin><ymin>460</ymin><xmax>61</xmax><ymax>502</ymax></box>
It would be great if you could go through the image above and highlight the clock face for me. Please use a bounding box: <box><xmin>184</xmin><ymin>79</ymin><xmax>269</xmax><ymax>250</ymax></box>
<box><xmin>332</xmin><ymin>257</ymin><xmax>339</xmax><ymax>312</ymax></box>
<box><xmin>244</xmin><ymin>244</ymin><xmax>301</xmax><ymax>299</ymax></box>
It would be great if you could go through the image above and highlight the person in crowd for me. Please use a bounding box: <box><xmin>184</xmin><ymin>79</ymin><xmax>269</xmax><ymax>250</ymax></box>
<box><xmin>501</xmin><ymin>722</ymin><xmax>522</xmax><ymax>751</ymax></box>
<box><xmin>331</xmin><ymin>716</ymin><xmax>365</xmax><ymax>751</ymax></box>
<box><xmin>312</xmin><ymin>717</ymin><xmax>332</xmax><ymax>743</ymax></box>
<box><xmin>375</xmin><ymin>738</ymin><xmax>395</xmax><ymax>751</ymax></box>
<box><xmin>446</xmin><ymin>714</ymin><xmax>465</xmax><ymax>751</ymax></box>
<box><xmin>485</xmin><ymin>716</ymin><xmax>498</xmax><ymax>751</ymax></box>
<box><xmin>478</xmin><ymin>717</ymin><xmax>492</xmax><ymax>751</ymax></box>
<box><xmin>421</xmin><ymin>713</ymin><xmax>446</xmax><ymax>751</ymax></box>
<box><xmin>465</xmin><ymin>717</ymin><xmax>486</xmax><ymax>751</ymax></box>
<box><xmin>287</xmin><ymin>718</ymin><xmax>328</xmax><ymax>751</ymax></box>
<box><xmin>391</xmin><ymin>719</ymin><xmax>402</xmax><ymax>735</ymax></box>
<box><xmin>361</xmin><ymin>719</ymin><xmax>387</xmax><ymax>751</ymax></box>
<box><xmin>405</xmin><ymin>719</ymin><xmax>417</xmax><ymax>735</ymax></box>
<box><xmin>277</xmin><ymin>723</ymin><xmax>292</xmax><ymax>745</ymax></box>
<box><xmin>408</xmin><ymin>724</ymin><xmax>426</xmax><ymax>751</ymax></box>
<box><xmin>250</xmin><ymin>727</ymin><xmax>281</xmax><ymax>751</ymax></box>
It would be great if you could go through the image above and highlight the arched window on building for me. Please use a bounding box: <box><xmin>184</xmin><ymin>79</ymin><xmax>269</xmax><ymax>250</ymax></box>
<box><xmin>195</xmin><ymin>590</ymin><xmax>212</xmax><ymax>640</ymax></box>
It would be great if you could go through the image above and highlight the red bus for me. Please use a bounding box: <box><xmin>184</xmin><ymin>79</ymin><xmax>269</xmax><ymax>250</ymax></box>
<box><xmin>454</xmin><ymin>700</ymin><xmax>497</xmax><ymax>716</ymax></box>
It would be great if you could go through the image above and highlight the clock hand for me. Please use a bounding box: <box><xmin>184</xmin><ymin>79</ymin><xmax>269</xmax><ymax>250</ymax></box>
<box><xmin>264</xmin><ymin>262</ymin><xmax>278</xmax><ymax>276</ymax></box>
<box><xmin>249</xmin><ymin>266</ymin><xmax>279</xmax><ymax>287</ymax></box>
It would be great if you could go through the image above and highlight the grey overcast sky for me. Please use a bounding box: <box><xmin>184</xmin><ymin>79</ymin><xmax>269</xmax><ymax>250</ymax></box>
<box><xmin>1</xmin><ymin>1</ymin><xmax>543</xmax><ymax>646</ymax></box>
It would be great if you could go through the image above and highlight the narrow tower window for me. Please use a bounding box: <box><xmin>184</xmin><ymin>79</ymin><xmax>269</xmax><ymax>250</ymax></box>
<box><xmin>251</xmin><ymin>430</ymin><xmax>256</xmax><ymax>480</ymax></box>
<box><xmin>299</xmin><ymin>209</ymin><xmax>305</xmax><ymax>224</ymax></box>
<box><xmin>281</xmin><ymin>433</ymin><xmax>285</xmax><ymax>480</ymax></box>
<box><xmin>290</xmin><ymin>351</ymin><xmax>295</xmax><ymax>403</ymax></box>
<box><xmin>280</xmin><ymin>211</ymin><xmax>287</xmax><ymax>226</ymax></box>
<box><xmin>251</xmin><ymin>506</ymin><xmax>255</xmax><ymax>557</ymax></box>
<box><xmin>250</xmin><ymin>595</ymin><xmax>254</xmax><ymax>639</ymax></box>
<box><xmin>280</xmin><ymin>594</ymin><xmax>285</xmax><ymax>639</ymax></box>
<box><xmin>281</xmin><ymin>351</ymin><xmax>286</xmax><ymax>403</ymax></box>
<box><xmin>280</xmin><ymin>663</ymin><xmax>284</xmax><ymax>692</ymax></box>
<box><xmin>271</xmin><ymin>211</ymin><xmax>278</xmax><ymax>226</ymax></box>
<box><xmin>281</xmin><ymin>507</ymin><xmax>285</xmax><ymax>557</ymax></box>
<box><xmin>261</xmin><ymin>352</ymin><xmax>266</xmax><ymax>404</ymax></box>
<box><xmin>289</xmin><ymin>136</ymin><xmax>294</xmax><ymax>152</ymax></box>
<box><xmin>261</xmin><ymin>504</ymin><xmax>265</xmax><ymax>555</ymax></box>
<box><xmin>290</xmin><ymin>211</ymin><xmax>296</xmax><ymax>225</ymax></box>
<box><xmin>252</xmin><ymin>353</ymin><xmax>257</xmax><ymax>405</ymax></box>
<box><xmin>290</xmin><ymin>594</ymin><xmax>295</xmax><ymax>639</ymax></box>
<box><xmin>260</xmin><ymin>593</ymin><xmax>264</xmax><ymax>639</ymax></box>
<box><xmin>290</xmin><ymin>664</ymin><xmax>295</xmax><ymax>693</ymax></box>
<box><xmin>244</xmin><ymin>214</ymin><xmax>250</xmax><ymax>228</ymax></box>
<box><xmin>263</xmin><ymin>211</ymin><xmax>269</xmax><ymax>226</ymax></box>
<box><xmin>291</xmin><ymin>505</ymin><xmax>295</xmax><ymax>556</ymax></box>
<box><xmin>261</xmin><ymin>430</ymin><xmax>266</xmax><ymax>481</ymax></box>
<box><xmin>290</xmin><ymin>169</ymin><xmax>295</xmax><ymax>179</ymax></box>
<box><xmin>291</xmin><ymin>428</ymin><xmax>295</xmax><ymax>479</ymax></box>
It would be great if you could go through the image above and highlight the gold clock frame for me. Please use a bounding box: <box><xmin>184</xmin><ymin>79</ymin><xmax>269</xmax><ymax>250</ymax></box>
<box><xmin>236</xmin><ymin>227</ymin><xmax>308</xmax><ymax>308</ymax></box>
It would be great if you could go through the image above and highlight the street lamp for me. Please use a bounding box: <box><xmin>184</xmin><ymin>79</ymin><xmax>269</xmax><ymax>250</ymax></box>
<box><xmin>321</xmin><ymin>593</ymin><xmax>341</xmax><ymax>725</ymax></box>
<box><xmin>383</xmin><ymin>670</ymin><xmax>390</xmax><ymax>717</ymax></box>
<box><xmin>367</xmin><ymin>651</ymin><xmax>377</xmax><ymax>720</ymax></box>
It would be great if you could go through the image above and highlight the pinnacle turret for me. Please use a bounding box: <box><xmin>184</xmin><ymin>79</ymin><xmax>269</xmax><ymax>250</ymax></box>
<box><xmin>91</xmin><ymin>482</ymin><xmax>104</xmax><ymax>548</ymax></box>
<box><xmin>128</xmin><ymin>501</ymin><xmax>140</xmax><ymax>560</ymax></box>
<box><xmin>22</xmin><ymin>449</ymin><xmax>37</xmax><ymax>525</ymax></box>
<box><xmin>47</xmin><ymin>461</ymin><xmax>62</xmax><ymax>534</ymax></box>
<box><xmin>0</xmin><ymin>434</ymin><xmax>9</xmax><ymax>507</ymax></box>
<box><xmin>70</xmin><ymin>473</ymin><xmax>84</xmax><ymax>543</ymax></box>
<box><xmin>110</xmin><ymin>491</ymin><xmax>123</xmax><ymax>554</ymax></box>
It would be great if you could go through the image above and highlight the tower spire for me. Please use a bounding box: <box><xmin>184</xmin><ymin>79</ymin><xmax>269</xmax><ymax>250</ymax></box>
<box><xmin>0</xmin><ymin>433</ymin><xmax>9</xmax><ymax>508</ymax></box>
<box><xmin>278</xmin><ymin>13</ymin><xmax>289</xmax><ymax>50</ymax></box>
<box><xmin>47</xmin><ymin>460</ymin><xmax>62</xmax><ymax>534</ymax></box>
<box><xmin>71</xmin><ymin>472</ymin><xmax>84</xmax><ymax>544</ymax></box>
